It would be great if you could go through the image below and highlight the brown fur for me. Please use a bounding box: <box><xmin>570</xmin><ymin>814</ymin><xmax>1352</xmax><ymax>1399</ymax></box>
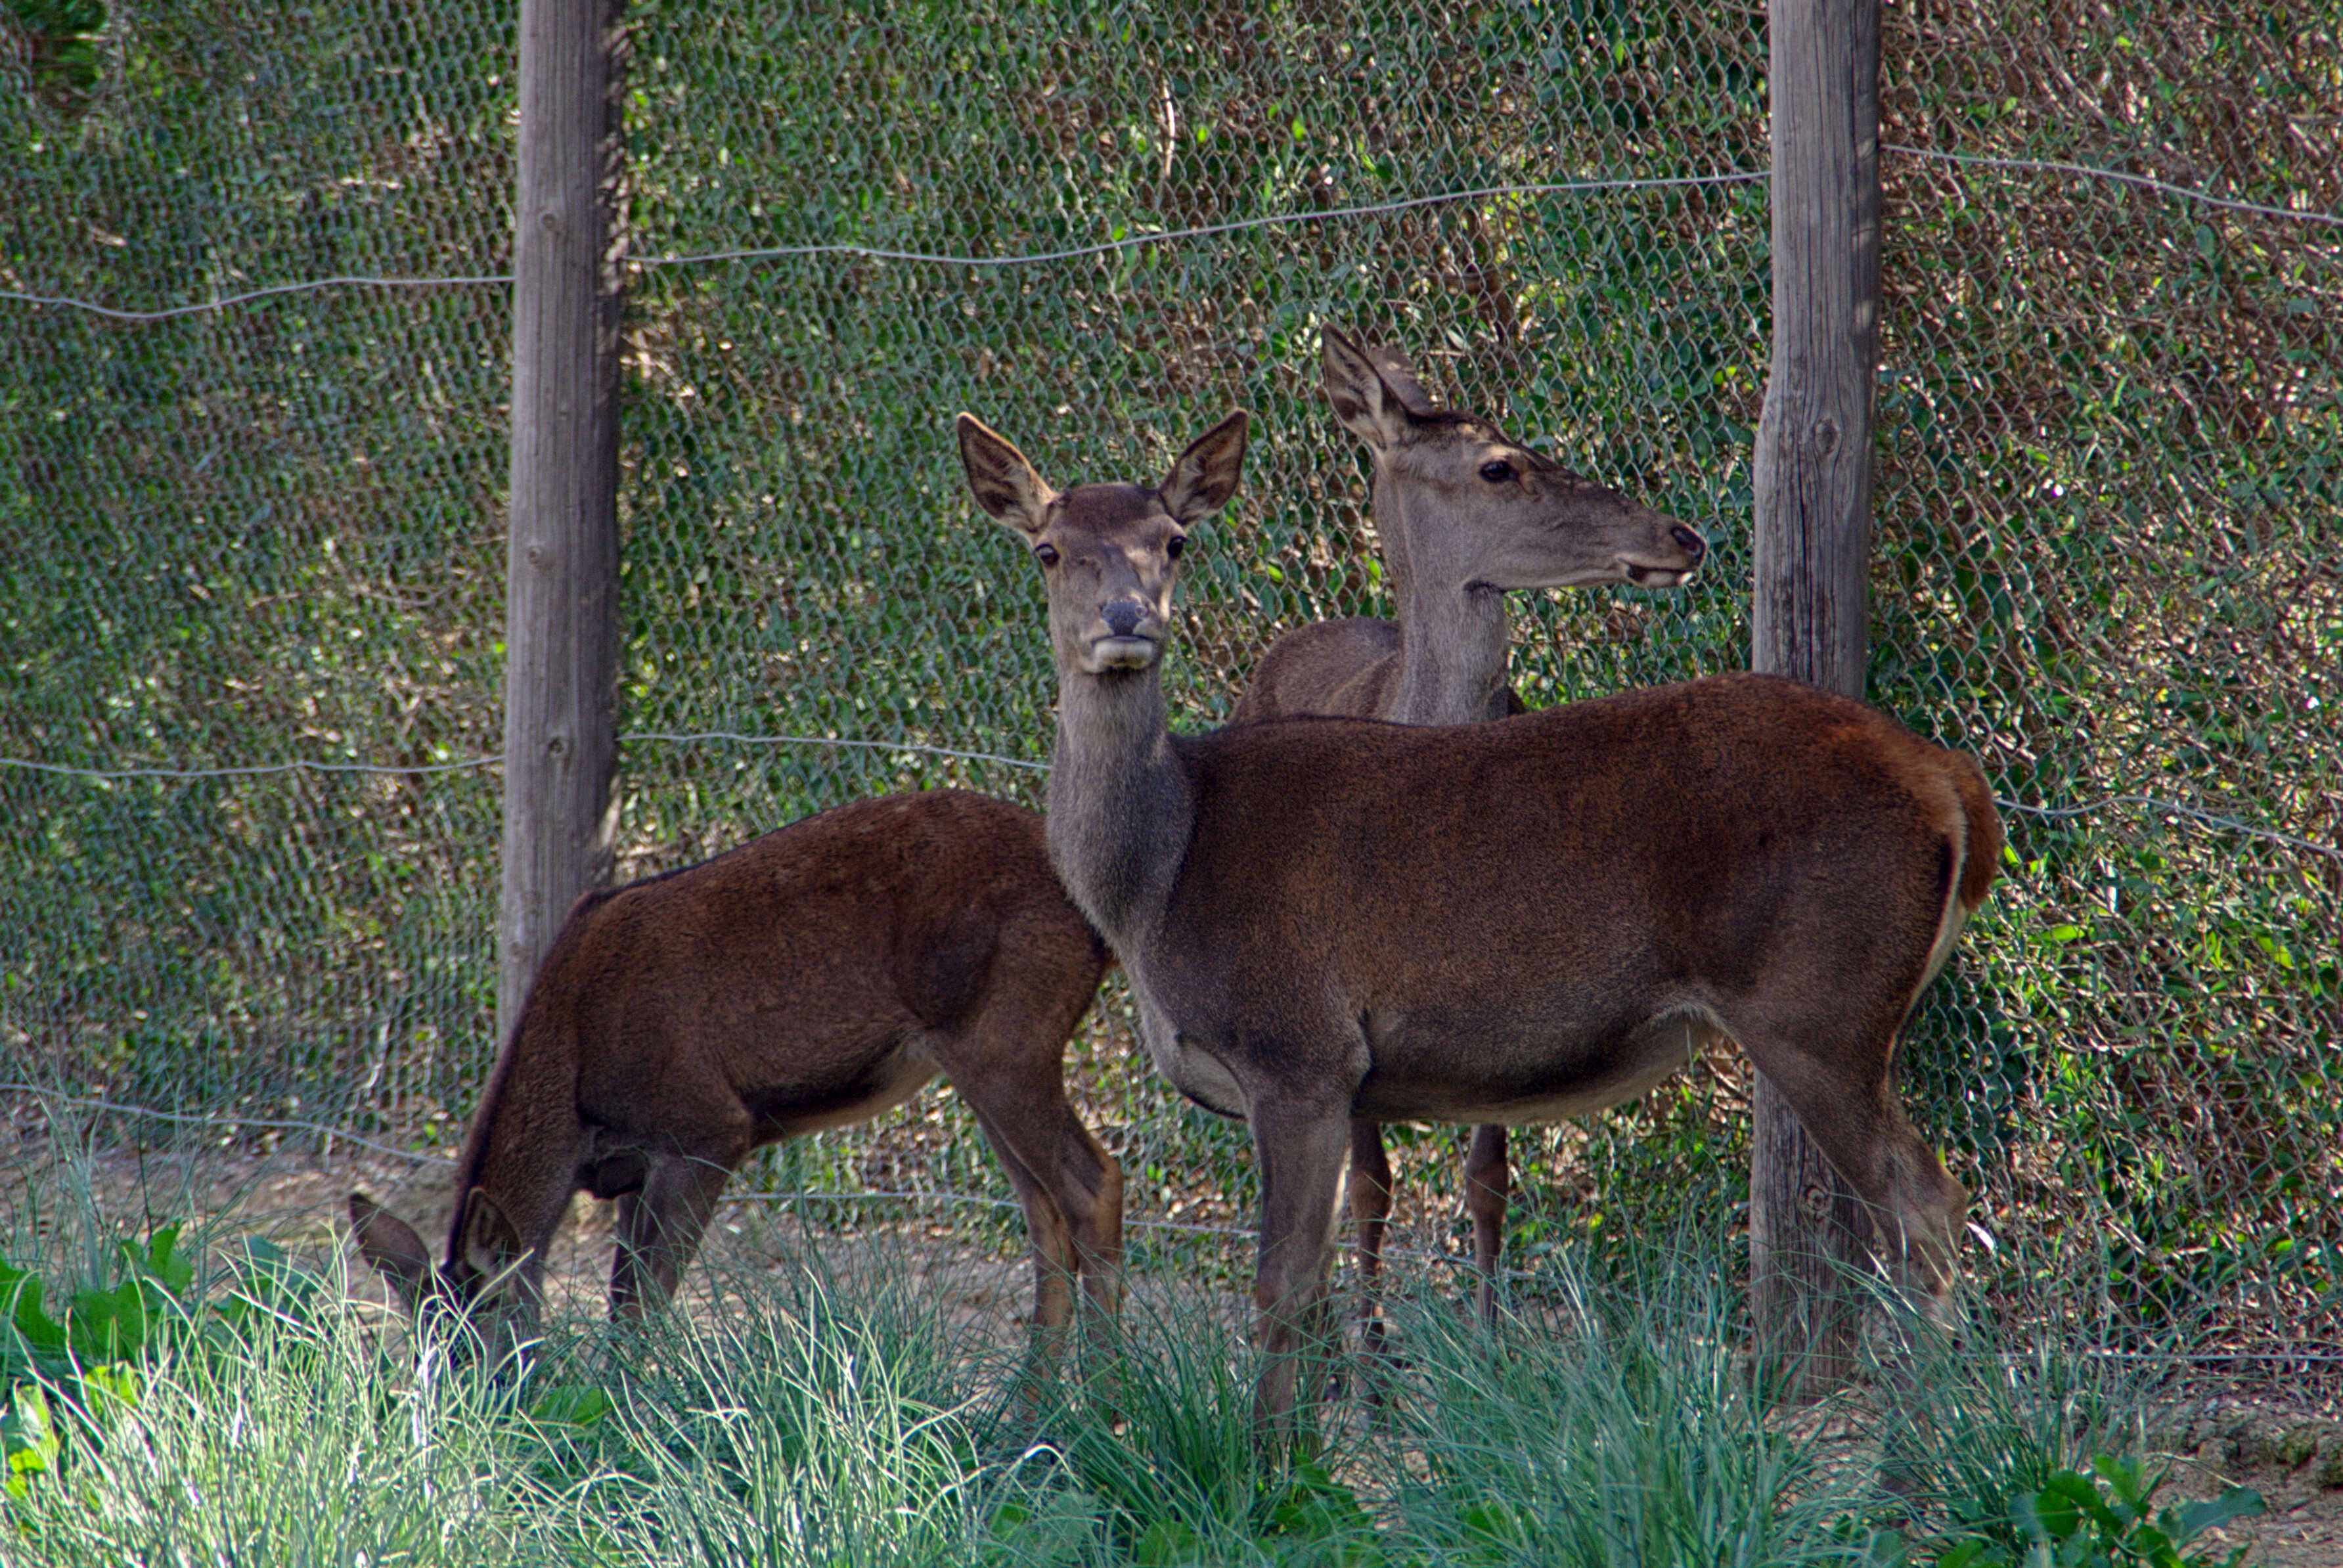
<box><xmin>1230</xmin><ymin>330</ymin><xmax>1704</xmax><ymax>1325</ymax></box>
<box><xmin>351</xmin><ymin>790</ymin><xmax>1121</xmax><ymax>1353</ymax></box>
<box><xmin>956</xmin><ymin>411</ymin><xmax>1999</xmax><ymax>1433</ymax></box>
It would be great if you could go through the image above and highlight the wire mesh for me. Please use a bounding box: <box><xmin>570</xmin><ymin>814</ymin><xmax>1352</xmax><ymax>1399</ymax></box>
<box><xmin>3</xmin><ymin>0</ymin><xmax>2335</xmax><ymax>1354</ymax></box>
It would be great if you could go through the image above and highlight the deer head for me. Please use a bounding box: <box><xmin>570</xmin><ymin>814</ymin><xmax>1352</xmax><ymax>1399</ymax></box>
<box><xmin>349</xmin><ymin>1189</ymin><xmax>537</xmax><ymax>1369</ymax></box>
<box><xmin>1320</xmin><ymin>326</ymin><xmax>1706</xmax><ymax>596</ymax></box>
<box><xmin>956</xmin><ymin>411</ymin><xmax>1249</xmax><ymax>677</ymax></box>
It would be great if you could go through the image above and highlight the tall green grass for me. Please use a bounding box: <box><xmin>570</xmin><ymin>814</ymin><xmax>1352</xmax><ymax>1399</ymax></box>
<box><xmin>0</xmin><ymin>1201</ymin><xmax>2250</xmax><ymax>1568</ymax></box>
<box><xmin>0</xmin><ymin>1266</ymin><xmax>543</xmax><ymax>1563</ymax></box>
<box><xmin>1368</xmin><ymin>1251</ymin><xmax>1869</xmax><ymax>1567</ymax></box>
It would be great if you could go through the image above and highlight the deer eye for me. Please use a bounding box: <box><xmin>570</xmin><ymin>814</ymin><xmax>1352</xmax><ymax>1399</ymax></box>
<box><xmin>1165</xmin><ymin>535</ymin><xmax>1186</xmax><ymax>560</ymax></box>
<box><xmin>1479</xmin><ymin>460</ymin><xmax>1514</xmax><ymax>483</ymax></box>
<box><xmin>1034</xmin><ymin>543</ymin><xmax>1060</xmax><ymax>567</ymax></box>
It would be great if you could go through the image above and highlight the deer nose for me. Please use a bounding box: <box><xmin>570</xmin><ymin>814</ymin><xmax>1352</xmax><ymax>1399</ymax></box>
<box><xmin>1670</xmin><ymin>525</ymin><xmax>1707</xmax><ymax>562</ymax></box>
<box><xmin>1102</xmin><ymin>600</ymin><xmax>1146</xmax><ymax>637</ymax></box>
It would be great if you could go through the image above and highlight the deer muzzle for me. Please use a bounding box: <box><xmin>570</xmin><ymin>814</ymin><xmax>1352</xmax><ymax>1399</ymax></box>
<box><xmin>1086</xmin><ymin>635</ymin><xmax>1160</xmax><ymax>671</ymax></box>
<box><xmin>1620</xmin><ymin>523</ymin><xmax>1707</xmax><ymax>588</ymax></box>
<box><xmin>1082</xmin><ymin>598</ymin><xmax>1161</xmax><ymax>670</ymax></box>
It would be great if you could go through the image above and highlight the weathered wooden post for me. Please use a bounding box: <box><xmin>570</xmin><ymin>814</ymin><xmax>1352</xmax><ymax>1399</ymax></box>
<box><xmin>1749</xmin><ymin>0</ymin><xmax>1883</xmax><ymax>1395</ymax></box>
<box><xmin>501</xmin><ymin>0</ymin><xmax>626</xmax><ymax>1043</ymax></box>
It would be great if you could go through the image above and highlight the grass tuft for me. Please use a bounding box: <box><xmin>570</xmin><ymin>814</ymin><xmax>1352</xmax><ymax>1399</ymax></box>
<box><xmin>0</xmin><ymin>1205</ymin><xmax>2242</xmax><ymax>1568</ymax></box>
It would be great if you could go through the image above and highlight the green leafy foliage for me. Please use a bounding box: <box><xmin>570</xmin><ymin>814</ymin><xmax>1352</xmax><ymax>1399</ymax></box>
<box><xmin>0</xmin><ymin>1382</ymin><xmax>59</xmax><ymax>1503</ymax></box>
<box><xmin>0</xmin><ymin>1224</ymin><xmax>321</xmax><ymax>1504</ymax></box>
<box><xmin>0</xmin><ymin>1223</ymin><xmax>193</xmax><ymax>1377</ymax></box>
<box><xmin>1929</xmin><ymin>1456</ymin><xmax>2263</xmax><ymax>1568</ymax></box>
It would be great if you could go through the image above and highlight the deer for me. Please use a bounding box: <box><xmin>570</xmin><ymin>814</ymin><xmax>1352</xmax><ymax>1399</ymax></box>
<box><xmin>1230</xmin><ymin>327</ymin><xmax>1708</xmax><ymax>1332</ymax></box>
<box><xmin>954</xmin><ymin>407</ymin><xmax>1999</xmax><ymax>1433</ymax></box>
<box><xmin>348</xmin><ymin>788</ymin><xmax>1123</xmax><ymax>1365</ymax></box>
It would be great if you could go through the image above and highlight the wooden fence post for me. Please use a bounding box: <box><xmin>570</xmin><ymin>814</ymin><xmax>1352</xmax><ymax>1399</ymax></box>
<box><xmin>500</xmin><ymin>0</ymin><xmax>626</xmax><ymax>1045</ymax></box>
<box><xmin>1749</xmin><ymin>0</ymin><xmax>1883</xmax><ymax>1396</ymax></box>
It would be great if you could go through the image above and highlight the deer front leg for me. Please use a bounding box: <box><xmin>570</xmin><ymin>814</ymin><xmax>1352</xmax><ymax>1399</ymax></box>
<box><xmin>1347</xmin><ymin>1118</ymin><xmax>1394</xmax><ymax>1356</ymax></box>
<box><xmin>611</xmin><ymin>1154</ymin><xmax>734</xmax><ymax>1318</ymax></box>
<box><xmin>1250</xmin><ymin>1102</ymin><xmax>1354</xmax><ymax>1442</ymax></box>
<box><xmin>1464</xmin><ymin>1123</ymin><xmax>1511</xmax><ymax>1323</ymax></box>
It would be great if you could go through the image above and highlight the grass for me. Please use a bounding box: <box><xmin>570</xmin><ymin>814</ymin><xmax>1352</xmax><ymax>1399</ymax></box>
<box><xmin>0</xmin><ymin>1181</ymin><xmax>2264</xmax><ymax>1568</ymax></box>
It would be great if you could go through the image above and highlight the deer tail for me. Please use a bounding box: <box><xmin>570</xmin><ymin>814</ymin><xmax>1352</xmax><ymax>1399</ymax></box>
<box><xmin>1949</xmin><ymin>753</ymin><xmax>2003</xmax><ymax>916</ymax></box>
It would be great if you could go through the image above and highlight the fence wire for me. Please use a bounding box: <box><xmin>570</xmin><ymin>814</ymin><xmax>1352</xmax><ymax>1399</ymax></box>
<box><xmin>3</xmin><ymin>0</ymin><xmax>2336</xmax><ymax>1356</ymax></box>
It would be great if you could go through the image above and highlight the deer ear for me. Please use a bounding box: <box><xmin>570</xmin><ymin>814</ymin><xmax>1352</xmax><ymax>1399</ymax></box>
<box><xmin>1322</xmin><ymin>329</ymin><xmax>1429</xmax><ymax>445</ymax></box>
<box><xmin>1160</xmin><ymin>411</ymin><xmax>1249</xmax><ymax>522</ymax></box>
<box><xmin>455</xmin><ymin>1187</ymin><xmax>527</xmax><ymax>1286</ymax></box>
<box><xmin>956</xmin><ymin>413</ymin><xmax>1057</xmax><ymax>536</ymax></box>
<box><xmin>349</xmin><ymin>1192</ymin><xmax>433</xmax><ymax>1312</ymax></box>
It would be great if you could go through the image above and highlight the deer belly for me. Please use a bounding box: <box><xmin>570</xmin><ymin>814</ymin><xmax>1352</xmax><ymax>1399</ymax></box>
<box><xmin>752</xmin><ymin>1037</ymin><xmax>942</xmax><ymax>1139</ymax></box>
<box><xmin>1354</xmin><ymin>1013</ymin><xmax>1707</xmax><ymax>1126</ymax></box>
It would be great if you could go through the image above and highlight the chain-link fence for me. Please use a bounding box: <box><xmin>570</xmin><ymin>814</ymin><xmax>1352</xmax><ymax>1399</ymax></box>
<box><xmin>5</xmin><ymin>0</ymin><xmax>2336</xmax><ymax>1355</ymax></box>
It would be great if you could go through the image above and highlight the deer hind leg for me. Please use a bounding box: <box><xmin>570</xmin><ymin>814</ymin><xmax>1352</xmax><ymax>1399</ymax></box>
<box><xmin>1729</xmin><ymin>1019</ymin><xmax>1967</xmax><ymax>1316</ymax></box>
<box><xmin>1346</xmin><ymin>1119</ymin><xmax>1395</xmax><ymax>1356</ymax></box>
<box><xmin>968</xmin><ymin>1105</ymin><xmax>1080</xmax><ymax>1335</ymax></box>
<box><xmin>948</xmin><ymin>1051</ymin><xmax>1124</xmax><ymax>1332</ymax></box>
<box><xmin>1463</xmin><ymin>1123</ymin><xmax>1511</xmax><ymax>1324</ymax></box>
<box><xmin>610</xmin><ymin>1152</ymin><xmax>736</xmax><ymax>1318</ymax></box>
<box><xmin>932</xmin><ymin>942</ymin><xmax>1124</xmax><ymax>1331</ymax></box>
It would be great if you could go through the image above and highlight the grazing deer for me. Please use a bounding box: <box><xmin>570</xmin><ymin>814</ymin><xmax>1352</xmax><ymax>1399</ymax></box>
<box><xmin>1232</xmin><ymin>327</ymin><xmax>1708</xmax><ymax>1327</ymax></box>
<box><xmin>349</xmin><ymin>790</ymin><xmax>1121</xmax><ymax>1362</ymax></box>
<box><xmin>955</xmin><ymin>409</ymin><xmax>1997</xmax><ymax>1432</ymax></box>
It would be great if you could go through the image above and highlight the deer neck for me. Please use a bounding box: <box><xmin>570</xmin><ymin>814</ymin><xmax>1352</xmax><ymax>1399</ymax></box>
<box><xmin>1045</xmin><ymin>662</ymin><xmax>1194</xmax><ymax>945</ymax></box>
<box><xmin>1375</xmin><ymin>463</ymin><xmax>1511</xmax><ymax>727</ymax></box>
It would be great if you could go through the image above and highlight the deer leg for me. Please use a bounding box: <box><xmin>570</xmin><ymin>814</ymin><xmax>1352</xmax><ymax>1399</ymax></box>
<box><xmin>1730</xmin><ymin>1023</ymin><xmax>1967</xmax><ymax>1314</ymax></box>
<box><xmin>1063</xmin><ymin>1122</ymin><xmax>1125</xmax><ymax>1319</ymax></box>
<box><xmin>1733</xmin><ymin>1012</ymin><xmax>1967</xmax><ymax>1500</ymax></box>
<box><xmin>1347</xmin><ymin>1119</ymin><xmax>1394</xmax><ymax>1356</ymax></box>
<box><xmin>943</xmin><ymin>1001</ymin><xmax>1126</xmax><ymax>1328</ymax></box>
<box><xmin>1249</xmin><ymin>1101</ymin><xmax>1354</xmax><ymax>1440</ymax></box>
<box><xmin>1463</xmin><ymin>1123</ymin><xmax>1511</xmax><ymax>1324</ymax></box>
<box><xmin>610</xmin><ymin>1153</ymin><xmax>734</xmax><ymax>1318</ymax></box>
<box><xmin>1012</xmin><ymin>1102</ymin><xmax>1123</xmax><ymax>1322</ymax></box>
<box><xmin>966</xmin><ymin>1106</ymin><xmax>1081</xmax><ymax>1335</ymax></box>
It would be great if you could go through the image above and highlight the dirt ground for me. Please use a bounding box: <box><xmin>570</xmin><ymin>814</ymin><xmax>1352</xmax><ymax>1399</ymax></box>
<box><xmin>5</xmin><ymin>1136</ymin><xmax>2340</xmax><ymax>1565</ymax></box>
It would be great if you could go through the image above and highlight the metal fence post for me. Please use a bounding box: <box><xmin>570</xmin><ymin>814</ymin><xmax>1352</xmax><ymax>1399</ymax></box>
<box><xmin>500</xmin><ymin>0</ymin><xmax>626</xmax><ymax>1045</ymax></box>
<box><xmin>1749</xmin><ymin>0</ymin><xmax>1883</xmax><ymax>1395</ymax></box>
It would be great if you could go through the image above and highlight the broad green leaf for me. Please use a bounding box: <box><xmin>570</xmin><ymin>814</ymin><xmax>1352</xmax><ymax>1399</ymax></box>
<box><xmin>66</xmin><ymin>1277</ymin><xmax>154</xmax><ymax>1362</ymax></box>
<box><xmin>135</xmin><ymin>1222</ymin><xmax>196</xmax><ymax>1297</ymax></box>
<box><xmin>0</xmin><ymin>1265</ymin><xmax>68</xmax><ymax>1358</ymax></box>
<box><xmin>529</xmin><ymin>1383</ymin><xmax>615</xmax><ymax>1427</ymax></box>
<box><xmin>2164</xmin><ymin>1486</ymin><xmax>2264</xmax><ymax>1545</ymax></box>
<box><xmin>2087</xmin><ymin>1453</ymin><xmax>2152</xmax><ymax>1521</ymax></box>
<box><xmin>2022</xmin><ymin>1479</ymin><xmax>2082</xmax><ymax>1543</ymax></box>
<box><xmin>0</xmin><ymin>1383</ymin><xmax>58</xmax><ymax>1492</ymax></box>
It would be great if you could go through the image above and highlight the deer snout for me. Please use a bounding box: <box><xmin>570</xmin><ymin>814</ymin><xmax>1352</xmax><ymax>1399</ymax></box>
<box><xmin>1083</xmin><ymin>596</ymin><xmax>1161</xmax><ymax>671</ymax></box>
<box><xmin>1619</xmin><ymin>518</ymin><xmax>1707</xmax><ymax>588</ymax></box>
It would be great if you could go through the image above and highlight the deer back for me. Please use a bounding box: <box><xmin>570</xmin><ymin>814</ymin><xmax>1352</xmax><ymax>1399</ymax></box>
<box><xmin>1159</xmin><ymin>674</ymin><xmax>1995</xmax><ymax>1104</ymax></box>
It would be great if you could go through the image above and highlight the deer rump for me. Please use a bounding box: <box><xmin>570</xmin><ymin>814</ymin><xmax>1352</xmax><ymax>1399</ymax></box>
<box><xmin>353</xmin><ymin>788</ymin><xmax>1119</xmax><ymax>1339</ymax></box>
<box><xmin>1134</xmin><ymin>671</ymin><xmax>1997</xmax><ymax>1129</ymax></box>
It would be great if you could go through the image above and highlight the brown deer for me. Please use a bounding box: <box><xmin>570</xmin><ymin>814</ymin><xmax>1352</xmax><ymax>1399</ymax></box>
<box><xmin>1232</xmin><ymin>327</ymin><xmax>1708</xmax><ymax>1328</ymax></box>
<box><xmin>955</xmin><ymin>409</ymin><xmax>1998</xmax><ymax>1432</ymax></box>
<box><xmin>349</xmin><ymin>789</ymin><xmax>1122</xmax><ymax>1362</ymax></box>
